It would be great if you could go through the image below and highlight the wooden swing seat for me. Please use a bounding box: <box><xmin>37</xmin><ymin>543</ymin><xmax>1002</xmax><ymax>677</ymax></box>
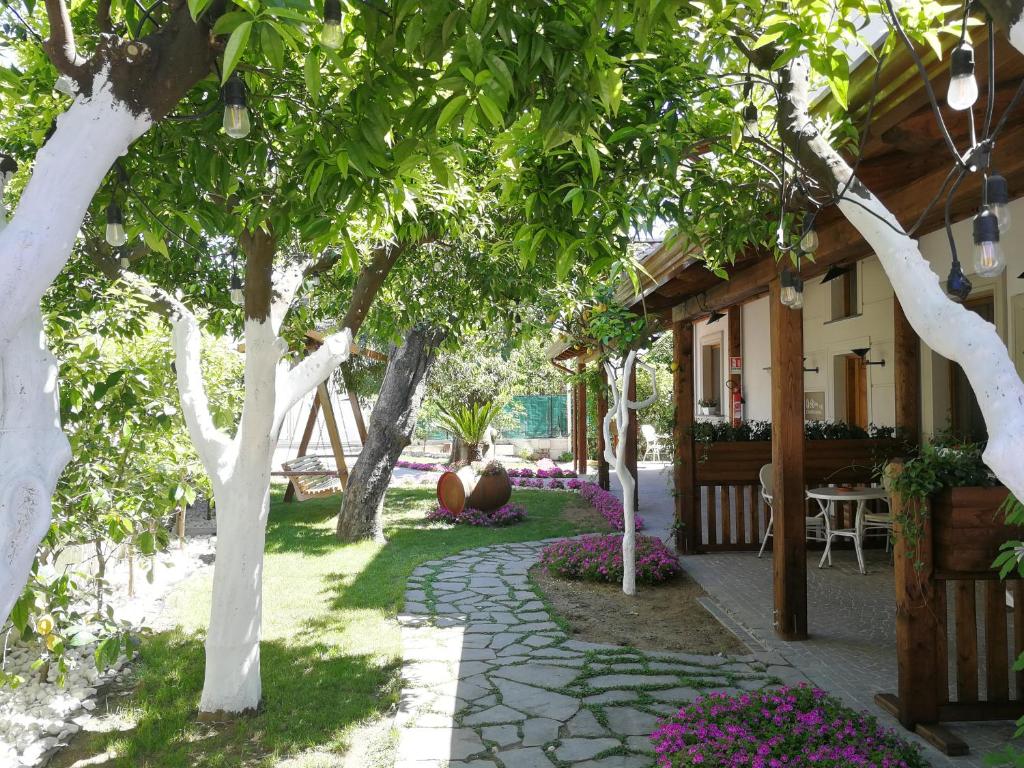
<box><xmin>276</xmin><ymin>455</ymin><xmax>343</xmax><ymax>501</ymax></box>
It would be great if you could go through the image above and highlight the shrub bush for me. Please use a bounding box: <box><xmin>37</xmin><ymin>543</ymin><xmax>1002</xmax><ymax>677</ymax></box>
<box><xmin>539</xmin><ymin>534</ymin><xmax>680</xmax><ymax>584</ymax></box>
<box><xmin>650</xmin><ymin>686</ymin><xmax>927</xmax><ymax>768</ymax></box>
<box><xmin>426</xmin><ymin>503</ymin><xmax>527</xmax><ymax>527</ymax></box>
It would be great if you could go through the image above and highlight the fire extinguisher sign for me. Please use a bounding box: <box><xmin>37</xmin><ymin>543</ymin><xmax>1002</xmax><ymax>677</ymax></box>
<box><xmin>729</xmin><ymin>356</ymin><xmax>742</xmax><ymax>374</ymax></box>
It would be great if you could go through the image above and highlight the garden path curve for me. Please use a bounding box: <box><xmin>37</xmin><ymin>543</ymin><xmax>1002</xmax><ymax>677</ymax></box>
<box><xmin>394</xmin><ymin>540</ymin><xmax>806</xmax><ymax>768</ymax></box>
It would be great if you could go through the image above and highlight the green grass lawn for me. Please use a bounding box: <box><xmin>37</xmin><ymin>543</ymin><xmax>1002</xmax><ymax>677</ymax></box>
<box><xmin>55</xmin><ymin>487</ymin><xmax>605</xmax><ymax>768</ymax></box>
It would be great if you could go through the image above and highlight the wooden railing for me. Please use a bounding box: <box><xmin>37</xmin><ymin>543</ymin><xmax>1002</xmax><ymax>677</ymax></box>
<box><xmin>877</xmin><ymin>478</ymin><xmax>1024</xmax><ymax>756</ymax></box>
<box><xmin>686</xmin><ymin>439</ymin><xmax>904</xmax><ymax>552</ymax></box>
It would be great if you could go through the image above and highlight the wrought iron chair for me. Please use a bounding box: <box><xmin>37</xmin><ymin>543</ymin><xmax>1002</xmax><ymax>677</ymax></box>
<box><xmin>757</xmin><ymin>463</ymin><xmax>827</xmax><ymax>558</ymax></box>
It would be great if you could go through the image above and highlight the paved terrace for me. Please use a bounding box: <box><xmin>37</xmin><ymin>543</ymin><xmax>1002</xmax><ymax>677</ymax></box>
<box><xmin>613</xmin><ymin>462</ymin><xmax>1024</xmax><ymax>767</ymax></box>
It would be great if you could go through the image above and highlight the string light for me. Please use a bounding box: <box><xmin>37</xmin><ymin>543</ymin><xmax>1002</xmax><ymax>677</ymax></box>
<box><xmin>222</xmin><ymin>74</ymin><xmax>251</xmax><ymax>139</ymax></box>
<box><xmin>799</xmin><ymin>218</ymin><xmax>819</xmax><ymax>253</ymax></box>
<box><xmin>230</xmin><ymin>271</ymin><xmax>244</xmax><ymax>306</ymax></box>
<box><xmin>780</xmin><ymin>268</ymin><xmax>803</xmax><ymax>310</ymax></box>
<box><xmin>972</xmin><ymin>206</ymin><xmax>1004</xmax><ymax>277</ymax></box>
<box><xmin>105</xmin><ymin>203</ymin><xmax>127</xmax><ymax>246</ymax></box>
<box><xmin>947</xmin><ymin>42</ymin><xmax>978</xmax><ymax>111</ymax></box>
<box><xmin>986</xmin><ymin>173</ymin><xmax>1011</xmax><ymax>232</ymax></box>
<box><xmin>321</xmin><ymin>0</ymin><xmax>343</xmax><ymax>49</ymax></box>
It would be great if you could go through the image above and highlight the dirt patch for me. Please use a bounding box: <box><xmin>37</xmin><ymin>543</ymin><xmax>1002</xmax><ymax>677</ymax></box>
<box><xmin>560</xmin><ymin>495</ymin><xmax>610</xmax><ymax>530</ymax></box>
<box><xmin>530</xmin><ymin>565</ymin><xmax>747</xmax><ymax>655</ymax></box>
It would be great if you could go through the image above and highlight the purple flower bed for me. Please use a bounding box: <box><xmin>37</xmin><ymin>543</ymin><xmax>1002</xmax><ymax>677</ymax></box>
<box><xmin>650</xmin><ymin>686</ymin><xmax>927</xmax><ymax>768</ymax></box>
<box><xmin>539</xmin><ymin>534</ymin><xmax>680</xmax><ymax>584</ymax></box>
<box><xmin>396</xmin><ymin>459</ymin><xmax>448</xmax><ymax>472</ymax></box>
<box><xmin>507</xmin><ymin>467</ymin><xmax>578</xmax><ymax>479</ymax></box>
<box><xmin>578</xmin><ymin>481</ymin><xmax>644</xmax><ymax>531</ymax></box>
<box><xmin>426</xmin><ymin>502</ymin><xmax>527</xmax><ymax>527</ymax></box>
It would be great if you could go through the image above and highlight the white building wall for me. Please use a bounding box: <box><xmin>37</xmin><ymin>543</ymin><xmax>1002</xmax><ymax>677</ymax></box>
<box><xmin>723</xmin><ymin>195</ymin><xmax>1024</xmax><ymax>435</ymax></box>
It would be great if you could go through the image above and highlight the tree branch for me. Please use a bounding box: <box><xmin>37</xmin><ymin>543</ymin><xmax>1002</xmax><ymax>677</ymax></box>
<box><xmin>42</xmin><ymin>0</ymin><xmax>88</xmax><ymax>80</ymax></box>
<box><xmin>274</xmin><ymin>328</ymin><xmax>353</xmax><ymax>429</ymax></box>
<box><xmin>96</xmin><ymin>0</ymin><xmax>113</xmax><ymax>33</ymax></box>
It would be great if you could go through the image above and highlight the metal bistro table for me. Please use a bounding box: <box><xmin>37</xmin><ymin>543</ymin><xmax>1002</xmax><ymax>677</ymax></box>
<box><xmin>806</xmin><ymin>485</ymin><xmax>890</xmax><ymax>575</ymax></box>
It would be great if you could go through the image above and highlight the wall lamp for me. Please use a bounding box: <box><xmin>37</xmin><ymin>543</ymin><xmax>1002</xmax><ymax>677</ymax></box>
<box><xmin>821</xmin><ymin>265</ymin><xmax>849</xmax><ymax>284</ymax></box>
<box><xmin>851</xmin><ymin>347</ymin><xmax>885</xmax><ymax>367</ymax></box>
<box><xmin>707</xmin><ymin>310</ymin><xmax>725</xmax><ymax>324</ymax></box>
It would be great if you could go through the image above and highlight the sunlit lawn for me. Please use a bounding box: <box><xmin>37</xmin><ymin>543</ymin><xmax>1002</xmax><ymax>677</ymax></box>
<box><xmin>55</xmin><ymin>486</ymin><xmax>605</xmax><ymax>768</ymax></box>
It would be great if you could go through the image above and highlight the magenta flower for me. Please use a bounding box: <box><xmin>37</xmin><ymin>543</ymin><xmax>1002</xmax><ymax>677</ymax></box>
<box><xmin>539</xmin><ymin>534</ymin><xmax>680</xmax><ymax>585</ymax></box>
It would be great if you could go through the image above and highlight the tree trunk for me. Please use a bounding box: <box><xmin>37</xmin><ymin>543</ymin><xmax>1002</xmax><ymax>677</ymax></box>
<box><xmin>198</xmin><ymin>479</ymin><xmax>270</xmax><ymax>717</ymax></box>
<box><xmin>336</xmin><ymin>325</ymin><xmax>446</xmax><ymax>542</ymax></box>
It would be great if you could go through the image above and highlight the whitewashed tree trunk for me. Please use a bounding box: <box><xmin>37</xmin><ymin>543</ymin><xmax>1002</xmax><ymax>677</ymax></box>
<box><xmin>780</xmin><ymin>54</ymin><xmax>1024</xmax><ymax>502</ymax></box>
<box><xmin>601</xmin><ymin>352</ymin><xmax>657</xmax><ymax>595</ymax></box>
<box><xmin>171</xmin><ymin>294</ymin><xmax>352</xmax><ymax>716</ymax></box>
<box><xmin>0</xmin><ymin>77</ymin><xmax>150</xmax><ymax>625</ymax></box>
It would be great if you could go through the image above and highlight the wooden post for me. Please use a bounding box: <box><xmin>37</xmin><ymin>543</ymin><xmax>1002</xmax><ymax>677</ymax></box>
<box><xmin>596</xmin><ymin>366</ymin><xmax>610</xmax><ymax>490</ymax></box>
<box><xmin>769</xmin><ymin>278</ymin><xmax>807</xmax><ymax>640</ymax></box>
<box><xmin>342</xmin><ymin>367</ymin><xmax>368</xmax><ymax>444</ymax></box>
<box><xmin>673</xmin><ymin>320</ymin><xmax>698</xmax><ymax>553</ymax></box>
<box><xmin>894</xmin><ymin>299</ymin><xmax>921</xmax><ymax>446</ymax></box>
<box><xmin>728</xmin><ymin>307</ymin><xmax>742</xmax><ymax>426</ymax></box>
<box><xmin>888</xmin><ymin>461</ymin><xmax>943</xmax><ymax>727</ymax></box>
<box><xmin>576</xmin><ymin>359</ymin><xmax>588</xmax><ymax>474</ymax></box>
<box><xmin>626</xmin><ymin>360</ymin><xmax>639</xmax><ymax>510</ymax></box>
<box><xmin>317</xmin><ymin>383</ymin><xmax>349</xmax><ymax>489</ymax></box>
<box><xmin>284</xmin><ymin>395</ymin><xmax>321</xmax><ymax>503</ymax></box>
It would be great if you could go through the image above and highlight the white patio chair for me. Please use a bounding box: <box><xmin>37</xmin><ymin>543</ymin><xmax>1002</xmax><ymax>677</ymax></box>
<box><xmin>640</xmin><ymin>424</ymin><xmax>665</xmax><ymax>461</ymax></box>
<box><xmin>757</xmin><ymin>463</ymin><xmax>827</xmax><ymax>558</ymax></box>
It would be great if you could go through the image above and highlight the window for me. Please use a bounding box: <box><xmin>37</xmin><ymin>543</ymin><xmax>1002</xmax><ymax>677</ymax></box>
<box><xmin>701</xmin><ymin>342</ymin><xmax>722</xmax><ymax>412</ymax></box>
<box><xmin>830</xmin><ymin>266</ymin><xmax>858</xmax><ymax>321</ymax></box>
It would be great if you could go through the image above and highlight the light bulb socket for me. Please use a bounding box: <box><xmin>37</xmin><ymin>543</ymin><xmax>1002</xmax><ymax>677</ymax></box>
<box><xmin>973</xmin><ymin>206</ymin><xmax>1000</xmax><ymax>245</ymax></box>
<box><xmin>987</xmin><ymin>173</ymin><xmax>1009</xmax><ymax>207</ymax></box>
<box><xmin>951</xmin><ymin>43</ymin><xmax>975</xmax><ymax>78</ymax></box>
<box><xmin>780</xmin><ymin>267</ymin><xmax>798</xmax><ymax>289</ymax></box>
<box><xmin>230</xmin><ymin>272</ymin><xmax>243</xmax><ymax>290</ymax></box>
<box><xmin>0</xmin><ymin>155</ymin><xmax>17</xmax><ymax>175</ymax></box>
<box><xmin>106</xmin><ymin>202</ymin><xmax>123</xmax><ymax>225</ymax></box>
<box><xmin>223</xmin><ymin>73</ymin><xmax>247</xmax><ymax>108</ymax></box>
<box><xmin>947</xmin><ymin>262</ymin><xmax>973</xmax><ymax>301</ymax></box>
<box><xmin>324</xmin><ymin>0</ymin><xmax>342</xmax><ymax>23</ymax></box>
<box><xmin>742</xmin><ymin>104</ymin><xmax>758</xmax><ymax>124</ymax></box>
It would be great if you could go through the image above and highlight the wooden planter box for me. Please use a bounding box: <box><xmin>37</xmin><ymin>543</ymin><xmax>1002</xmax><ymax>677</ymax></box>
<box><xmin>693</xmin><ymin>439</ymin><xmax>905</xmax><ymax>485</ymax></box>
<box><xmin>932</xmin><ymin>486</ymin><xmax>1015</xmax><ymax>577</ymax></box>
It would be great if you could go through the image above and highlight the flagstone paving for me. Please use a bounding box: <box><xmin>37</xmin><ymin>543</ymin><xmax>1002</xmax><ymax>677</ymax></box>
<box><xmin>394</xmin><ymin>540</ymin><xmax>803</xmax><ymax>768</ymax></box>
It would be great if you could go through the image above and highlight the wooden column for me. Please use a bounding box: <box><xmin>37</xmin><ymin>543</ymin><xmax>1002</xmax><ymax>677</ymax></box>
<box><xmin>673</xmin><ymin>320</ymin><xmax>698</xmax><ymax>553</ymax></box>
<box><xmin>728</xmin><ymin>307</ymin><xmax>742</xmax><ymax>426</ymax></box>
<box><xmin>576</xmin><ymin>359</ymin><xmax>588</xmax><ymax>474</ymax></box>
<box><xmin>769</xmin><ymin>278</ymin><xmax>807</xmax><ymax>640</ymax></box>
<box><xmin>894</xmin><ymin>299</ymin><xmax>921</xmax><ymax>446</ymax></box>
<box><xmin>596</xmin><ymin>366</ymin><xmax>610</xmax><ymax>490</ymax></box>
<box><xmin>626</xmin><ymin>360</ymin><xmax>639</xmax><ymax>509</ymax></box>
<box><xmin>317</xmin><ymin>383</ymin><xmax>349</xmax><ymax>489</ymax></box>
<box><xmin>342</xmin><ymin>367</ymin><xmax>368</xmax><ymax>444</ymax></box>
<box><xmin>887</xmin><ymin>461</ymin><xmax>943</xmax><ymax>728</ymax></box>
<box><xmin>284</xmin><ymin>396</ymin><xmax>321</xmax><ymax>503</ymax></box>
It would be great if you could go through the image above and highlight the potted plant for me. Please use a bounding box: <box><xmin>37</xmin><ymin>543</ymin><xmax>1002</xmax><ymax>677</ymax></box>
<box><xmin>698</xmin><ymin>398</ymin><xmax>719</xmax><ymax>416</ymax></box>
<box><xmin>468</xmin><ymin>460</ymin><xmax>512</xmax><ymax>511</ymax></box>
<box><xmin>436</xmin><ymin>401</ymin><xmax>503</xmax><ymax>462</ymax></box>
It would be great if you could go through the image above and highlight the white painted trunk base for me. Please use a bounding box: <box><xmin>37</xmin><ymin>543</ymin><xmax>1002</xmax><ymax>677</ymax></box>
<box><xmin>602</xmin><ymin>352</ymin><xmax>657</xmax><ymax>596</ymax></box>
<box><xmin>0</xmin><ymin>75</ymin><xmax>151</xmax><ymax>626</ymax></box>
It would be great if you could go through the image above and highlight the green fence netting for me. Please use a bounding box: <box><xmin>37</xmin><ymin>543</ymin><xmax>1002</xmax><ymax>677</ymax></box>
<box><xmin>424</xmin><ymin>395</ymin><xmax>568</xmax><ymax>441</ymax></box>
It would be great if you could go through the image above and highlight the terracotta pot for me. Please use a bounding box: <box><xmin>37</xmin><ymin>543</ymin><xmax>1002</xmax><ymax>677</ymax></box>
<box><xmin>467</xmin><ymin>467</ymin><xmax>512</xmax><ymax>512</ymax></box>
<box><xmin>436</xmin><ymin>466</ymin><xmax>477</xmax><ymax>515</ymax></box>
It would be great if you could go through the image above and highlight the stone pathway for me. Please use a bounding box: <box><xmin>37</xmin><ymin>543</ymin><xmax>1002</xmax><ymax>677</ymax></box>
<box><xmin>394</xmin><ymin>541</ymin><xmax>803</xmax><ymax>768</ymax></box>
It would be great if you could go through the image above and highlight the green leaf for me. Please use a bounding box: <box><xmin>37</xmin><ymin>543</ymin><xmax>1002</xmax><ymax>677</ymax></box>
<box><xmin>470</xmin><ymin>0</ymin><xmax>489</xmax><ymax>30</ymax></box>
<box><xmin>142</xmin><ymin>230</ymin><xmax>169</xmax><ymax>258</ymax></box>
<box><xmin>437</xmin><ymin>94</ymin><xmax>468</xmax><ymax>130</ymax></box>
<box><xmin>10</xmin><ymin>592</ymin><xmax>30</xmax><ymax>634</ymax></box>
<box><xmin>261</xmin><ymin>23</ymin><xmax>285</xmax><ymax>69</ymax></box>
<box><xmin>221</xmin><ymin>21</ymin><xmax>253</xmax><ymax>83</ymax></box>
<box><xmin>304</xmin><ymin>49</ymin><xmax>321</xmax><ymax>101</ymax></box>
<box><xmin>584</xmin><ymin>140</ymin><xmax>600</xmax><ymax>185</ymax></box>
<box><xmin>262</xmin><ymin>6</ymin><xmax>310</xmax><ymax>20</ymax></box>
<box><xmin>211</xmin><ymin>11</ymin><xmax>251</xmax><ymax>36</ymax></box>
<box><xmin>187</xmin><ymin>0</ymin><xmax>213</xmax><ymax>21</ymax></box>
<box><xmin>476</xmin><ymin>92</ymin><xmax>503</xmax><ymax>127</ymax></box>
<box><xmin>751</xmin><ymin>28</ymin><xmax>786</xmax><ymax>50</ymax></box>
<box><xmin>465</xmin><ymin>30</ymin><xmax>483</xmax><ymax>67</ymax></box>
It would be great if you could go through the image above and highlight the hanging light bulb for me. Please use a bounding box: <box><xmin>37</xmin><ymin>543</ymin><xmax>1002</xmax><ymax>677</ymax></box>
<box><xmin>230</xmin><ymin>271</ymin><xmax>244</xmax><ymax>306</ymax></box>
<box><xmin>986</xmin><ymin>173</ymin><xmax>1011</xmax><ymax>233</ymax></box>
<box><xmin>947</xmin><ymin>42</ymin><xmax>978</xmax><ymax>111</ymax></box>
<box><xmin>105</xmin><ymin>203</ymin><xmax>127</xmax><ymax>247</ymax></box>
<box><xmin>742</xmin><ymin>104</ymin><xmax>758</xmax><ymax>138</ymax></box>
<box><xmin>222</xmin><ymin>73</ymin><xmax>251</xmax><ymax>139</ymax></box>
<box><xmin>321</xmin><ymin>0</ymin><xmax>343</xmax><ymax>49</ymax></box>
<box><xmin>119</xmin><ymin>253</ymin><xmax>130</xmax><ymax>270</ymax></box>
<box><xmin>972</xmin><ymin>206</ymin><xmax>1005</xmax><ymax>277</ymax></box>
<box><xmin>947</xmin><ymin>261</ymin><xmax>972</xmax><ymax>301</ymax></box>
<box><xmin>780</xmin><ymin>268</ymin><xmax>803</xmax><ymax>309</ymax></box>
<box><xmin>799</xmin><ymin>219</ymin><xmax>819</xmax><ymax>253</ymax></box>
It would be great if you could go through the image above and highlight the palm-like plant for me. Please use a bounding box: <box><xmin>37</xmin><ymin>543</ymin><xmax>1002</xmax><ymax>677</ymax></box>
<box><xmin>436</xmin><ymin>401</ymin><xmax>503</xmax><ymax>461</ymax></box>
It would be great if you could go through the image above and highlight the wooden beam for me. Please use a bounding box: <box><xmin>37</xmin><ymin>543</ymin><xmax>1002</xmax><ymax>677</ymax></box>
<box><xmin>894</xmin><ymin>299</ymin><xmax>921</xmax><ymax>445</ymax></box>
<box><xmin>284</xmin><ymin>396</ymin><xmax>321</xmax><ymax>503</ymax></box>
<box><xmin>728</xmin><ymin>307</ymin><xmax>742</xmax><ymax>426</ymax></box>
<box><xmin>626</xmin><ymin>362</ymin><xmax>639</xmax><ymax>510</ymax></box>
<box><xmin>673</xmin><ymin>319</ymin><xmax>698</xmax><ymax>553</ymax></box>
<box><xmin>317</xmin><ymin>383</ymin><xmax>349</xmax><ymax>489</ymax></box>
<box><xmin>769</xmin><ymin>279</ymin><xmax>807</xmax><ymax>641</ymax></box>
<box><xmin>596</xmin><ymin>366</ymin><xmax>610</xmax><ymax>491</ymax></box>
<box><xmin>889</xmin><ymin>461</ymin><xmax>943</xmax><ymax>728</ymax></box>
<box><xmin>341</xmin><ymin>367</ymin><xmax>368</xmax><ymax>444</ymax></box>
